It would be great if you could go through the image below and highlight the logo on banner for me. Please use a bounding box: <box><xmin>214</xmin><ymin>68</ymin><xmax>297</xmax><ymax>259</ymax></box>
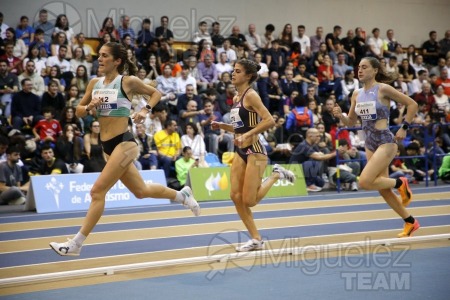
<box><xmin>45</xmin><ymin>177</ymin><xmax>64</xmax><ymax>209</ymax></box>
<box><xmin>205</xmin><ymin>172</ymin><xmax>229</xmax><ymax>196</ymax></box>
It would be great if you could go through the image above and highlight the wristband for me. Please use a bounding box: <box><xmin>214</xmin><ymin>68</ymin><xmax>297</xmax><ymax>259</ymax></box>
<box><xmin>401</xmin><ymin>121</ymin><xmax>410</xmax><ymax>130</ymax></box>
<box><xmin>144</xmin><ymin>104</ymin><xmax>152</xmax><ymax>112</ymax></box>
<box><xmin>85</xmin><ymin>105</ymin><xmax>91</xmax><ymax>112</ymax></box>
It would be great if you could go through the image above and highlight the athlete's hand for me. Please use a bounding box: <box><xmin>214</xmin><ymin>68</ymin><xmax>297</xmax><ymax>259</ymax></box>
<box><xmin>132</xmin><ymin>109</ymin><xmax>147</xmax><ymax>124</ymax></box>
<box><xmin>332</xmin><ymin>103</ymin><xmax>343</xmax><ymax>118</ymax></box>
<box><xmin>89</xmin><ymin>96</ymin><xmax>103</xmax><ymax>110</ymax></box>
<box><xmin>395</xmin><ymin>128</ymin><xmax>407</xmax><ymax>141</ymax></box>
<box><xmin>234</xmin><ymin>134</ymin><xmax>254</xmax><ymax>148</ymax></box>
<box><xmin>211</xmin><ymin>121</ymin><xmax>221</xmax><ymax>130</ymax></box>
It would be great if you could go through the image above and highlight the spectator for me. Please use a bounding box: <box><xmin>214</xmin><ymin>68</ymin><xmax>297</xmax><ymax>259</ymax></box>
<box><xmin>11</xmin><ymin>78</ymin><xmax>41</xmax><ymax>130</ymax></box>
<box><xmin>98</xmin><ymin>17</ymin><xmax>119</xmax><ymax>41</ymax></box>
<box><xmin>383</xmin><ymin>29</ymin><xmax>400</xmax><ymax>58</ymax></box>
<box><xmin>4</xmin><ymin>28</ymin><xmax>27</xmax><ymax>61</ymax></box>
<box><xmin>199</xmin><ymin>99</ymin><xmax>234</xmax><ymax>156</ymax></box>
<box><xmin>216</xmin><ymin>39</ymin><xmax>237</xmax><ymax>64</ymax></box>
<box><xmin>30</xmin><ymin>145</ymin><xmax>68</xmax><ymax>175</ymax></box>
<box><xmin>438</xmin><ymin>30</ymin><xmax>450</xmax><ymax>58</ymax></box>
<box><xmin>178</xmin><ymin>99</ymin><xmax>203</xmax><ymax>135</ymax></box>
<box><xmin>210</xmin><ymin>22</ymin><xmax>225</xmax><ymax>49</ymax></box>
<box><xmin>52</xmin><ymin>14</ymin><xmax>75</xmax><ymax>46</ymax></box>
<box><xmin>32</xmin><ymin>106</ymin><xmax>61</xmax><ymax>146</ymax></box>
<box><xmin>41</xmin><ymin>80</ymin><xmax>65</xmax><ymax>116</ymax></box>
<box><xmin>341</xmin><ymin>29</ymin><xmax>355</xmax><ymax>66</ymax></box>
<box><xmin>216</xmin><ymin>82</ymin><xmax>235</xmax><ymax>122</ymax></box>
<box><xmin>215</xmin><ymin>52</ymin><xmax>233</xmax><ymax>77</ymax></box>
<box><xmin>330</xmin><ymin>139</ymin><xmax>360</xmax><ymax>191</ymax></box>
<box><xmin>0</xmin><ymin>12</ymin><xmax>9</xmax><ymax>40</ymax></box>
<box><xmin>28</xmin><ymin>28</ymin><xmax>50</xmax><ymax>58</ymax></box>
<box><xmin>156</xmin><ymin>64</ymin><xmax>177</xmax><ymax>103</ymax></box>
<box><xmin>435</xmin><ymin>69</ymin><xmax>450</xmax><ymax>96</ymax></box>
<box><xmin>289</xmin><ymin>128</ymin><xmax>336</xmax><ymax>192</ymax></box>
<box><xmin>353</xmin><ymin>27</ymin><xmax>366</xmax><ymax>67</ymax></box>
<box><xmin>82</xmin><ymin>120</ymin><xmax>106</xmax><ymax>173</ymax></box>
<box><xmin>46</xmin><ymin>44</ymin><xmax>72</xmax><ymax>83</ymax></box>
<box><xmin>59</xmin><ymin>106</ymin><xmax>83</xmax><ymax>135</ymax></box>
<box><xmin>422</xmin><ymin>31</ymin><xmax>440</xmax><ymax>67</ymax></box>
<box><xmin>197</xmin><ymin>54</ymin><xmax>219</xmax><ymax>91</ymax></box>
<box><xmin>18</xmin><ymin>60</ymin><xmax>45</xmax><ymax>97</ymax></box>
<box><xmin>136</xmin><ymin>18</ymin><xmax>156</xmax><ymax>50</ymax></box>
<box><xmin>16</xmin><ymin>16</ymin><xmax>34</xmax><ymax>47</ymax></box>
<box><xmin>176</xmin><ymin>65</ymin><xmax>197</xmax><ymax>94</ymax></box>
<box><xmin>155</xmin><ymin>16</ymin><xmax>174</xmax><ymax>43</ymax></box>
<box><xmin>341</xmin><ymin>69</ymin><xmax>359</xmax><ymax>109</ymax></box>
<box><xmin>0</xmin><ymin>59</ymin><xmax>19</xmax><ymax>117</ymax></box>
<box><xmin>72</xmin><ymin>33</ymin><xmax>93</xmax><ymax>61</ymax></box>
<box><xmin>261</xmin><ymin>23</ymin><xmax>275</xmax><ymax>51</ymax></box>
<box><xmin>228</xmin><ymin>25</ymin><xmax>247</xmax><ymax>49</ymax></box>
<box><xmin>135</xmin><ymin>123</ymin><xmax>158</xmax><ymax>170</ymax></box>
<box><xmin>0</xmin><ymin>146</ymin><xmax>27</xmax><ymax>206</ymax></box>
<box><xmin>55</xmin><ymin>124</ymin><xmax>84</xmax><ymax>173</ymax></box>
<box><xmin>285</xmin><ymin>95</ymin><xmax>314</xmax><ymax>137</ymax></box>
<box><xmin>245</xmin><ymin>23</ymin><xmax>262</xmax><ymax>54</ymax></box>
<box><xmin>0</xmin><ymin>42</ymin><xmax>22</xmax><ymax>74</ymax></box>
<box><xmin>193</xmin><ymin>21</ymin><xmax>212</xmax><ymax>44</ymax></box>
<box><xmin>23</xmin><ymin>43</ymin><xmax>47</xmax><ymax>76</ymax></box>
<box><xmin>33</xmin><ymin>9</ymin><xmax>54</xmax><ymax>44</ymax></box>
<box><xmin>266</xmin><ymin>39</ymin><xmax>286</xmax><ymax>74</ymax></box>
<box><xmin>317</xmin><ymin>55</ymin><xmax>335</xmax><ymax>97</ymax></box>
<box><xmin>430</xmin><ymin>58</ymin><xmax>446</xmax><ymax>78</ymax></box>
<box><xmin>181</xmin><ymin>122</ymin><xmax>206</xmax><ymax>159</ymax></box>
<box><xmin>70</xmin><ymin>65</ymin><xmax>89</xmax><ymax>97</ymax></box>
<box><xmin>154</xmin><ymin>119</ymin><xmax>182</xmax><ymax>177</ymax></box>
<box><xmin>278</xmin><ymin>23</ymin><xmax>293</xmax><ymax>51</ymax></box>
<box><xmin>175</xmin><ymin>146</ymin><xmax>197</xmax><ymax>189</ymax></box>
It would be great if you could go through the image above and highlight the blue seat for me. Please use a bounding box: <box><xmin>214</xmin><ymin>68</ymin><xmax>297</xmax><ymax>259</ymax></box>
<box><xmin>204</xmin><ymin>153</ymin><xmax>226</xmax><ymax>167</ymax></box>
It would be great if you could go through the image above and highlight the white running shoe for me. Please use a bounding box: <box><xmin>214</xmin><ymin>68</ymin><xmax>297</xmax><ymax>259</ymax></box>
<box><xmin>235</xmin><ymin>239</ymin><xmax>265</xmax><ymax>252</ymax></box>
<box><xmin>273</xmin><ymin>164</ymin><xmax>295</xmax><ymax>183</ymax></box>
<box><xmin>351</xmin><ymin>182</ymin><xmax>359</xmax><ymax>191</ymax></box>
<box><xmin>181</xmin><ymin>186</ymin><xmax>201</xmax><ymax>216</ymax></box>
<box><xmin>49</xmin><ymin>238</ymin><xmax>82</xmax><ymax>256</ymax></box>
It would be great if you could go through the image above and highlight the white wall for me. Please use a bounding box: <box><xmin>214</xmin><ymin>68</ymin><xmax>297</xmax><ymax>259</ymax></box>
<box><xmin>2</xmin><ymin>0</ymin><xmax>449</xmax><ymax>46</ymax></box>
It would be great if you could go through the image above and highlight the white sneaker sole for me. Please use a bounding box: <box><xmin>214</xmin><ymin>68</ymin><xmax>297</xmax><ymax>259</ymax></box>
<box><xmin>49</xmin><ymin>242</ymin><xmax>81</xmax><ymax>256</ymax></box>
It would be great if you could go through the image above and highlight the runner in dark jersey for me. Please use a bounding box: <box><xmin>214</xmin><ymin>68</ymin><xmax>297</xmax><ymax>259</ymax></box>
<box><xmin>333</xmin><ymin>57</ymin><xmax>420</xmax><ymax>238</ymax></box>
<box><xmin>211</xmin><ymin>59</ymin><xmax>295</xmax><ymax>252</ymax></box>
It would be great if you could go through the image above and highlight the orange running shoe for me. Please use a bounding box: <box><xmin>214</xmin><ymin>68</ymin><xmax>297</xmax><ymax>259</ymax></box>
<box><xmin>397</xmin><ymin>220</ymin><xmax>420</xmax><ymax>238</ymax></box>
<box><xmin>397</xmin><ymin>177</ymin><xmax>412</xmax><ymax>207</ymax></box>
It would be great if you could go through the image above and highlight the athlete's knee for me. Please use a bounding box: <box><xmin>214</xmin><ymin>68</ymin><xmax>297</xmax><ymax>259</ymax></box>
<box><xmin>230</xmin><ymin>191</ymin><xmax>242</xmax><ymax>203</ymax></box>
<box><xmin>132</xmin><ymin>188</ymin><xmax>146</xmax><ymax>199</ymax></box>
<box><xmin>90</xmin><ymin>184</ymin><xmax>107</xmax><ymax>201</ymax></box>
<box><xmin>358</xmin><ymin>176</ymin><xmax>373</xmax><ymax>190</ymax></box>
<box><xmin>242</xmin><ymin>192</ymin><xmax>257</xmax><ymax>207</ymax></box>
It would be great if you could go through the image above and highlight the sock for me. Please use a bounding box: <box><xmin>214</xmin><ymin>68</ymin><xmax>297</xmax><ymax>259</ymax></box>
<box><xmin>403</xmin><ymin>215</ymin><xmax>415</xmax><ymax>224</ymax></box>
<box><xmin>174</xmin><ymin>191</ymin><xmax>185</xmax><ymax>204</ymax></box>
<box><xmin>73</xmin><ymin>232</ymin><xmax>86</xmax><ymax>246</ymax></box>
<box><xmin>394</xmin><ymin>178</ymin><xmax>403</xmax><ymax>189</ymax></box>
<box><xmin>273</xmin><ymin>169</ymin><xmax>285</xmax><ymax>179</ymax></box>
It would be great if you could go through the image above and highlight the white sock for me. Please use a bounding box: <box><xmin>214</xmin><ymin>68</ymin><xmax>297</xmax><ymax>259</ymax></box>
<box><xmin>174</xmin><ymin>191</ymin><xmax>185</xmax><ymax>204</ymax></box>
<box><xmin>73</xmin><ymin>232</ymin><xmax>86</xmax><ymax>246</ymax></box>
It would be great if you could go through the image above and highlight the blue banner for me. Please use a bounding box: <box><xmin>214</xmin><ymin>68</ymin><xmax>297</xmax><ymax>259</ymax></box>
<box><xmin>29</xmin><ymin>170</ymin><xmax>170</xmax><ymax>213</ymax></box>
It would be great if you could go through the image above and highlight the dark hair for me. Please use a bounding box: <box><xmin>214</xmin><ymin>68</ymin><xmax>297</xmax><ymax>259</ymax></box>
<box><xmin>429</xmin><ymin>30</ymin><xmax>436</xmax><ymax>37</ymax></box>
<box><xmin>164</xmin><ymin>118</ymin><xmax>175</xmax><ymax>128</ymax></box>
<box><xmin>334</xmin><ymin>25</ymin><xmax>342</xmax><ymax>31</ymax></box>
<box><xmin>6</xmin><ymin>145</ymin><xmax>20</xmax><ymax>155</ymax></box>
<box><xmin>20</xmin><ymin>78</ymin><xmax>31</xmax><ymax>86</ymax></box>
<box><xmin>153</xmin><ymin>102</ymin><xmax>168</xmax><ymax>113</ymax></box>
<box><xmin>236</xmin><ymin>58</ymin><xmax>260</xmax><ymax>84</ymax></box>
<box><xmin>185</xmin><ymin>122</ymin><xmax>199</xmax><ymax>136</ymax></box>
<box><xmin>293</xmin><ymin>95</ymin><xmax>308</xmax><ymax>107</ymax></box>
<box><xmin>42</xmin><ymin>106</ymin><xmax>55</xmax><ymax>115</ymax></box>
<box><xmin>182</xmin><ymin>146</ymin><xmax>192</xmax><ymax>153</ymax></box>
<box><xmin>362</xmin><ymin>57</ymin><xmax>397</xmax><ymax>84</ymax></box>
<box><xmin>6</xmin><ymin>28</ymin><xmax>17</xmax><ymax>44</ymax></box>
<box><xmin>103</xmin><ymin>42</ymin><xmax>138</xmax><ymax>76</ymax></box>
<box><xmin>338</xmin><ymin>139</ymin><xmax>349</xmax><ymax>147</ymax></box>
<box><xmin>55</xmin><ymin>14</ymin><xmax>69</xmax><ymax>31</ymax></box>
<box><xmin>265</xmin><ymin>24</ymin><xmax>275</xmax><ymax>32</ymax></box>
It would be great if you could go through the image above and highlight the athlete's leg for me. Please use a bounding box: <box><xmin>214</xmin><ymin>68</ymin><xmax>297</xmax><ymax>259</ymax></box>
<box><xmin>230</xmin><ymin>154</ymin><xmax>261</xmax><ymax>240</ymax></box>
<box><xmin>358</xmin><ymin>143</ymin><xmax>398</xmax><ymax>191</ymax></box>
<box><xmin>79</xmin><ymin>142</ymin><xmax>138</xmax><ymax>237</ymax></box>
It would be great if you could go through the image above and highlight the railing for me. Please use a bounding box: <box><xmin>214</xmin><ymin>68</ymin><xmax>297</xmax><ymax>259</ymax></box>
<box><xmin>334</xmin><ymin>123</ymin><xmax>449</xmax><ymax>193</ymax></box>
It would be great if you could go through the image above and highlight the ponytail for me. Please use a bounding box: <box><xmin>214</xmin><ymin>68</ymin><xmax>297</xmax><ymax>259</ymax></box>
<box><xmin>104</xmin><ymin>42</ymin><xmax>138</xmax><ymax>76</ymax></box>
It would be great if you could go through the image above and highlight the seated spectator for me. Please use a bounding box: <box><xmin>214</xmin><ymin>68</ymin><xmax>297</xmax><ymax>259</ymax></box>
<box><xmin>0</xmin><ymin>146</ymin><xmax>27</xmax><ymax>206</ymax></box>
<box><xmin>285</xmin><ymin>95</ymin><xmax>314</xmax><ymax>137</ymax></box>
<box><xmin>55</xmin><ymin>124</ymin><xmax>84</xmax><ymax>173</ymax></box>
<box><xmin>289</xmin><ymin>128</ymin><xmax>336</xmax><ymax>192</ymax></box>
<box><xmin>41</xmin><ymin>79</ymin><xmax>66</xmax><ymax>116</ymax></box>
<box><xmin>181</xmin><ymin>122</ymin><xmax>206</xmax><ymax>159</ymax></box>
<box><xmin>50</xmin><ymin>32</ymin><xmax>72</xmax><ymax>59</ymax></box>
<box><xmin>72</xmin><ymin>33</ymin><xmax>94</xmax><ymax>62</ymax></box>
<box><xmin>404</xmin><ymin>142</ymin><xmax>434</xmax><ymax>181</ymax></box>
<box><xmin>65</xmin><ymin>84</ymin><xmax>81</xmax><ymax>107</ymax></box>
<box><xmin>22</xmin><ymin>44</ymin><xmax>47</xmax><ymax>77</ymax></box>
<box><xmin>98</xmin><ymin>17</ymin><xmax>120</xmax><ymax>41</ymax></box>
<box><xmin>59</xmin><ymin>106</ymin><xmax>83</xmax><ymax>133</ymax></box>
<box><xmin>0</xmin><ymin>42</ymin><xmax>23</xmax><ymax>75</ymax></box>
<box><xmin>18</xmin><ymin>60</ymin><xmax>45</xmax><ymax>97</ymax></box>
<box><xmin>3</xmin><ymin>28</ymin><xmax>27</xmax><ymax>61</ymax></box>
<box><xmin>178</xmin><ymin>100</ymin><xmax>203</xmax><ymax>135</ymax></box>
<box><xmin>46</xmin><ymin>44</ymin><xmax>72</xmax><ymax>85</ymax></box>
<box><xmin>283</xmin><ymin>90</ymin><xmax>300</xmax><ymax>117</ymax></box>
<box><xmin>215</xmin><ymin>39</ymin><xmax>237</xmax><ymax>64</ymax></box>
<box><xmin>43</xmin><ymin>65</ymin><xmax>66</xmax><ymax>93</ymax></box>
<box><xmin>32</xmin><ymin>107</ymin><xmax>62</xmax><ymax>147</ymax></box>
<box><xmin>153</xmin><ymin>119</ymin><xmax>182</xmax><ymax>178</ymax></box>
<box><xmin>197</xmin><ymin>39</ymin><xmax>214</xmax><ymax>63</ymax></box>
<box><xmin>435</xmin><ymin>69</ymin><xmax>450</xmax><ymax>96</ymax></box>
<box><xmin>294</xmin><ymin>62</ymin><xmax>319</xmax><ymax>96</ymax></box>
<box><xmin>29</xmin><ymin>144</ymin><xmax>68</xmax><ymax>175</ymax></box>
<box><xmin>329</xmin><ymin>139</ymin><xmax>359</xmax><ymax>191</ymax></box>
<box><xmin>135</xmin><ymin>123</ymin><xmax>158</xmax><ymax>170</ymax></box>
<box><xmin>389</xmin><ymin>145</ymin><xmax>415</xmax><ymax>183</ymax></box>
<box><xmin>316</xmin><ymin>122</ymin><xmax>332</xmax><ymax>153</ymax></box>
<box><xmin>16</xmin><ymin>15</ymin><xmax>35</xmax><ymax>47</ymax></box>
<box><xmin>11</xmin><ymin>78</ymin><xmax>43</xmax><ymax>130</ymax></box>
<box><xmin>174</xmin><ymin>146</ymin><xmax>198</xmax><ymax>190</ymax></box>
<box><xmin>216</xmin><ymin>72</ymin><xmax>231</xmax><ymax>95</ymax></box>
<box><xmin>70</xmin><ymin>47</ymin><xmax>91</xmax><ymax>76</ymax></box>
<box><xmin>144</xmin><ymin>54</ymin><xmax>161</xmax><ymax>81</ymax></box>
<box><xmin>215</xmin><ymin>52</ymin><xmax>233</xmax><ymax>77</ymax></box>
<box><xmin>52</xmin><ymin>14</ymin><xmax>75</xmax><ymax>47</ymax></box>
<box><xmin>156</xmin><ymin>64</ymin><xmax>178</xmax><ymax>103</ymax></box>
<box><xmin>317</xmin><ymin>55</ymin><xmax>336</xmax><ymax>97</ymax></box>
<box><xmin>70</xmin><ymin>65</ymin><xmax>89</xmax><ymax>97</ymax></box>
<box><xmin>199</xmin><ymin>99</ymin><xmax>234</xmax><ymax>156</ymax></box>
<box><xmin>216</xmin><ymin>82</ymin><xmax>235</xmax><ymax>123</ymax></box>
<box><xmin>82</xmin><ymin>120</ymin><xmax>106</xmax><ymax>173</ymax></box>
<box><xmin>176</xmin><ymin>84</ymin><xmax>203</xmax><ymax>118</ymax></box>
<box><xmin>340</xmin><ymin>69</ymin><xmax>359</xmax><ymax>110</ymax></box>
<box><xmin>197</xmin><ymin>54</ymin><xmax>218</xmax><ymax>92</ymax></box>
<box><xmin>176</xmin><ymin>65</ymin><xmax>197</xmax><ymax>94</ymax></box>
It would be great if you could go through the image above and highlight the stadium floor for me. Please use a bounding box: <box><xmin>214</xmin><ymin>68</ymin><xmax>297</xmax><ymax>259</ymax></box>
<box><xmin>0</xmin><ymin>185</ymin><xmax>449</xmax><ymax>299</ymax></box>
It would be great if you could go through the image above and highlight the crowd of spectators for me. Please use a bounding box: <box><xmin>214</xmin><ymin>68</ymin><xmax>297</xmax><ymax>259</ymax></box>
<box><xmin>0</xmin><ymin>10</ymin><xmax>449</xmax><ymax>203</ymax></box>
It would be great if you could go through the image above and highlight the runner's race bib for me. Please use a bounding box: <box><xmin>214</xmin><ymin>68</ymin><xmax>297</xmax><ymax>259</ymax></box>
<box><xmin>355</xmin><ymin>101</ymin><xmax>377</xmax><ymax>120</ymax></box>
<box><xmin>230</xmin><ymin>108</ymin><xmax>244</xmax><ymax>129</ymax></box>
<box><xmin>92</xmin><ymin>89</ymin><xmax>119</xmax><ymax>110</ymax></box>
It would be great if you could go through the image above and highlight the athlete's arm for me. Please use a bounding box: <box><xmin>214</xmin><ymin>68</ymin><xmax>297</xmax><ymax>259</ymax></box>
<box><xmin>380</xmin><ymin>83</ymin><xmax>418</xmax><ymax>124</ymax></box>
<box><xmin>75</xmin><ymin>78</ymin><xmax>99</xmax><ymax>118</ymax></box>
<box><xmin>333</xmin><ymin>90</ymin><xmax>358</xmax><ymax>127</ymax></box>
<box><xmin>245</xmin><ymin>90</ymin><xmax>276</xmax><ymax>137</ymax></box>
<box><xmin>124</xmin><ymin>76</ymin><xmax>162</xmax><ymax>110</ymax></box>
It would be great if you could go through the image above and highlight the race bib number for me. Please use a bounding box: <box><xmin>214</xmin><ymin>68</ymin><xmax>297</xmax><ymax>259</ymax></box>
<box><xmin>355</xmin><ymin>101</ymin><xmax>377</xmax><ymax>120</ymax></box>
<box><xmin>92</xmin><ymin>89</ymin><xmax>119</xmax><ymax>110</ymax></box>
<box><xmin>230</xmin><ymin>108</ymin><xmax>244</xmax><ymax>129</ymax></box>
